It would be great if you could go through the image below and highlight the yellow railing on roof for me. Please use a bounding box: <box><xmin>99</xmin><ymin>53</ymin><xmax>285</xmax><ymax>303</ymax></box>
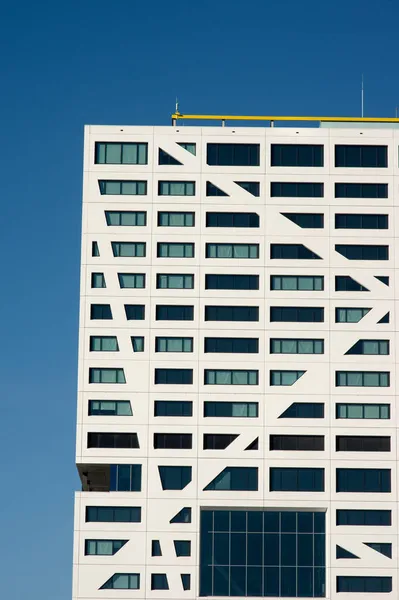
<box><xmin>171</xmin><ymin>113</ymin><xmax>399</xmax><ymax>125</ymax></box>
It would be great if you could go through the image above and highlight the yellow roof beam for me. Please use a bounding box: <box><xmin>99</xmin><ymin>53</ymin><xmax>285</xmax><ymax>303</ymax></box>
<box><xmin>171</xmin><ymin>113</ymin><xmax>399</xmax><ymax>124</ymax></box>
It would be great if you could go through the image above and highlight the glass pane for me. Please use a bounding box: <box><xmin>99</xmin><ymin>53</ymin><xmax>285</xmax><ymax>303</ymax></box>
<box><xmin>347</xmin><ymin>405</ymin><xmax>363</xmax><ymax>418</ymax></box>
<box><xmin>113</xmin><ymin>574</ymin><xmax>129</xmax><ymax>589</ymax></box>
<box><xmin>106</xmin><ymin>181</ymin><xmax>121</xmax><ymax>194</ymax></box>
<box><xmin>106</xmin><ymin>144</ymin><xmax>121</xmax><ymax>163</ymax></box>
<box><xmin>122</xmin><ymin>144</ymin><xmax>138</xmax><ymax>164</ymax></box>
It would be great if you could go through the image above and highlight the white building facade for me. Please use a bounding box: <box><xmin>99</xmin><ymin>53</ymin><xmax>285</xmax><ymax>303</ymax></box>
<box><xmin>73</xmin><ymin>120</ymin><xmax>399</xmax><ymax>600</ymax></box>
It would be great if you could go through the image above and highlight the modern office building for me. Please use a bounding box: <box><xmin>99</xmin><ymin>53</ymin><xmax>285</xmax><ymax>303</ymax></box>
<box><xmin>73</xmin><ymin>114</ymin><xmax>399</xmax><ymax>599</ymax></box>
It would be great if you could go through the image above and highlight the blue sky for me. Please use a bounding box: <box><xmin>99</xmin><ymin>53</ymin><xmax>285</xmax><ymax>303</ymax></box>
<box><xmin>0</xmin><ymin>0</ymin><xmax>398</xmax><ymax>597</ymax></box>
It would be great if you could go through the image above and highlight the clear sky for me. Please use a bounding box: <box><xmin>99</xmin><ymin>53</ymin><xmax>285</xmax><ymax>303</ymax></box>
<box><xmin>0</xmin><ymin>0</ymin><xmax>398</xmax><ymax>597</ymax></box>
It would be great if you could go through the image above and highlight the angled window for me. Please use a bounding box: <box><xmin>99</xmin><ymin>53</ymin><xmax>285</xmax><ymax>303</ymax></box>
<box><xmin>203</xmin><ymin>434</ymin><xmax>238</xmax><ymax>450</ymax></box>
<box><xmin>378</xmin><ymin>312</ymin><xmax>390</xmax><ymax>323</ymax></box>
<box><xmin>375</xmin><ymin>275</ymin><xmax>389</xmax><ymax>285</ymax></box>
<box><xmin>99</xmin><ymin>180</ymin><xmax>147</xmax><ymax>196</ymax></box>
<box><xmin>105</xmin><ymin>210</ymin><xmax>146</xmax><ymax>226</ymax></box>
<box><xmin>336</xmin><ymin>436</ymin><xmax>390</xmax><ymax>452</ymax></box>
<box><xmin>207</xmin><ymin>143</ymin><xmax>260</xmax><ymax>166</ymax></box>
<box><xmin>158</xmin><ymin>148</ymin><xmax>182</xmax><ymax>165</ymax></box>
<box><xmin>281</xmin><ymin>212</ymin><xmax>324</xmax><ymax>228</ymax></box>
<box><xmin>335</xmin><ymin>307</ymin><xmax>370</xmax><ymax>323</ymax></box>
<box><xmin>90</xmin><ymin>304</ymin><xmax>112</xmax><ymax>320</ymax></box>
<box><xmin>151</xmin><ymin>574</ymin><xmax>169</xmax><ymax>590</ymax></box>
<box><xmin>235</xmin><ymin>181</ymin><xmax>260</xmax><ymax>196</ymax></box>
<box><xmin>206</xmin><ymin>211</ymin><xmax>259</xmax><ymax>227</ymax></box>
<box><xmin>271</xmin><ymin>144</ymin><xmax>324</xmax><ymax>167</ymax></box>
<box><xmin>90</xmin><ymin>336</ymin><xmax>119</xmax><ymax>351</ymax></box>
<box><xmin>336</xmin><ymin>244</ymin><xmax>388</xmax><ymax>260</ymax></box>
<box><xmin>205</xmin><ymin>305</ymin><xmax>259</xmax><ymax>322</ymax></box>
<box><xmin>336</xmin><ymin>371</ymin><xmax>389</xmax><ymax>387</ymax></box>
<box><xmin>88</xmin><ymin>432</ymin><xmax>139</xmax><ymax>449</ymax></box>
<box><xmin>335</xmin><ymin>145</ymin><xmax>388</xmax><ymax>168</ymax></box>
<box><xmin>157</xmin><ymin>242</ymin><xmax>194</xmax><ymax>258</ymax></box>
<box><xmin>100</xmin><ymin>573</ymin><xmax>140</xmax><ymax>590</ymax></box>
<box><xmin>177</xmin><ymin>142</ymin><xmax>196</xmax><ymax>154</ymax></box>
<box><xmin>279</xmin><ymin>402</ymin><xmax>324</xmax><ymax>419</ymax></box>
<box><xmin>154</xmin><ymin>433</ymin><xmax>192</xmax><ymax>449</ymax></box>
<box><xmin>91</xmin><ymin>273</ymin><xmax>106</xmax><ymax>288</ymax></box>
<box><xmin>205</xmin><ymin>337</ymin><xmax>259</xmax><ymax>353</ymax></box>
<box><xmin>88</xmin><ymin>400</ymin><xmax>132</xmax><ymax>416</ymax></box>
<box><xmin>335</xmin><ymin>213</ymin><xmax>388</xmax><ymax>229</ymax></box>
<box><xmin>92</xmin><ymin>241</ymin><xmax>100</xmax><ymax>256</ymax></box>
<box><xmin>270</xmin><ymin>435</ymin><xmax>324</xmax><ymax>451</ymax></box>
<box><xmin>131</xmin><ymin>336</ymin><xmax>144</xmax><ymax>352</ymax></box>
<box><xmin>206</xmin><ymin>181</ymin><xmax>229</xmax><ymax>196</ymax></box>
<box><xmin>271</xmin><ymin>182</ymin><xmax>324</xmax><ymax>197</ymax></box>
<box><xmin>271</xmin><ymin>243</ymin><xmax>321</xmax><ymax>259</ymax></box>
<box><xmin>336</xmin><ymin>545</ymin><xmax>359</xmax><ymax>559</ymax></box>
<box><xmin>155</xmin><ymin>337</ymin><xmax>193</xmax><ymax>352</ymax></box>
<box><xmin>158</xmin><ymin>211</ymin><xmax>195</xmax><ymax>227</ymax></box>
<box><xmin>155</xmin><ymin>369</ymin><xmax>193</xmax><ymax>385</ymax></box>
<box><xmin>124</xmin><ymin>304</ymin><xmax>145</xmax><ymax>320</ymax></box>
<box><xmin>270</xmin><ymin>306</ymin><xmax>324</xmax><ymax>322</ymax></box>
<box><xmin>206</xmin><ymin>243</ymin><xmax>259</xmax><ymax>259</ymax></box>
<box><xmin>86</xmin><ymin>506</ymin><xmax>141</xmax><ymax>523</ymax></box>
<box><xmin>336</xmin><ymin>403</ymin><xmax>390</xmax><ymax>420</ymax></box>
<box><xmin>110</xmin><ymin>464</ymin><xmax>142</xmax><ymax>491</ymax></box>
<box><xmin>89</xmin><ymin>368</ymin><xmax>126</xmax><ymax>384</ymax></box>
<box><xmin>204</xmin><ymin>467</ymin><xmax>258</xmax><ymax>491</ymax></box>
<box><xmin>204</xmin><ymin>401</ymin><xmax>258</xmax><ymax>418</ymax></box>
<box><xmin>270</xmin><ymin>370</ymin><xmax>305</xmax><ymax>386</ymax></box>
<box><xmin>154</xmin><ymin>401</ymin><xmax>193</xmax><ymax>417</ymax></box>
<box><xmin>158</xmin><ymin>466</ymin><xmax>192</xmax><ymax>490</ymax></box>
<box><xmin>336</xmin><ymin>509</ymin><xmax>391</xmax><ymax>526</ymax></box>
<box><xmin>174</xmin><ymin>540</ymin><xmax>191</xmax><ymax>557</ymax></box>
<box><xmin>270</xmin><ymin>468</ymin><xmax>324</xmax><ymax>491</ymax></box>
<box><xmin>271</xmin><ymin>275</ymin><xmax>324</xmax><ymax>291</ymax></box>
<box><xmin>158</xmin><ymin>181</ymin><xmax>195</xmax><ymax>196</ymax></box>
<box><xmin>151</xmin><ymin>540</ymin><xmax>162</xmax><ymax>556</ymax></box>
<box><xmin>337</xmin><ymin>576</ymin><xmax>392</xmax><ymax>593</ymax></box>
<box><xmin>335</xmin><ymin>276</ymin><xmax>368</xmax><ymax>291</ymax></box>
<box><xmin>270</xmin><ymin>338</ymin><xmax>324</xmax><ymax>354</ymax></box>
<box><xmin>85</xmin><ymin>539</ymin><xmax>127</xmax><ymax>555</ymax></box>
<box><xmin>364</xmin><ymin>543</ymin><xmax>392</xmax><ymax>558</ymax></box>
<box><xmin>245</xmin><ymin>438</ymin><xmax>259</xmax><ymax>450</ymax></box>
<box><xmin>95</xmin><ymin>142</ymin><xmax>147</xmax><ymax>164</ymax></box>
<box><xmin>156</xmin><ymin>305</ymin><xmax>194</xmax><ymax>320</ymax></box>
<box><xmin>156</xmin><ymin>274</ymin><xmax>194</xmax><ymax>289</ymax></box>
<box><xmin>336</xmin><ymin>468</ymin><xmax>391</xmax><ymax>492</ymax></box>
<box><xmin>118</xmin><ymin>273</ymin><xmax>146</xmax><ymax>288</ymax></box>
<box><xmin>170</xmin><ymin>507</ymin><xmax>191</xmax><ymax>523</ymax></box>
<box><xmin>335</xmin><ymin>183</ymin><xmax>388</xmax><ymax>198</ymax></box>
<box><xmin>345</xmin><ymin>339</ymin><xmax>389</xmax><ymax>355</ymax></box>
<box><xmin>112</xmin><ymin>242</ymin><xmax>146</xmax><ymax>257</ymax></box>
<box><xmin>205</xmin><ymin>274</ymin><xmax>259</xmax><ymax>290</ymax></box>
<box><xmin>205</xmin><ymin>369</ymin><xmax>258</xmax><ymax>385</ymax></box>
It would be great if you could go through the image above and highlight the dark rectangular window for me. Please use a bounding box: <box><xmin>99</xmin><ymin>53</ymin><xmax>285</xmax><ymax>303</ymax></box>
<box><xmin>271</xmin><ymin>275</ymin><xmax>324</xmax><ymax>291</ymax></box>
<box><xmin>335</xmin><ymin>213</ymin><xmax>388</xmax><ymax>229</ymax></box>
<box><xmin>205</xmin><ymin>337</ymin><xmax>259</xmax><ymax>353</ymax></box>
<box><xmin>271</xmin><ymin>244</ymin><xmax>321</xmax><ymax>259</ymax></box>
<box><xmin>205</xmin><ymin>274</ymin><xmax>259</xmax><ymax>290</ymax></box>
<box><xmin>335</xmin><ymin>183</ymin><xmax>388</xmax><ymax>198</ymax></box>
<box><xmin>203</xmin><ymin>434</ymin><xmax>238</xmax><ymax>450</ymax></box>
<box><xmin>156</xmin><ymin>305</ymin><xmax>194</xmax><ymax>321</ymax></box>
<box><xmin>206</xmin><ymin>212</ymin><xmax>259</xmax><ymax>228</ymax></box>
<box><xmin>336</xmin><ymin>436</ymin><xmax>390</xmax><ymax>452</ymax></box>
<box><xmin>207</xmin><ymin>143</ymin><xmax>260</xmax><ymax>166</ymax></box>
<box><xmin>204</xmin><ymin>401</ymin><xmax>258</xmax><ymax>418</ymax></box>
<box><xmin>336</xmin><ymin>244</ymin><xmax>388</xmax><ymax>260</ymax></box>
<box><xmin>271</xmin><ymin>144</ymin><xmax>324</xmax><ymax>167</ymax></box>
<box><xmin>86</xmin><ymin>506</ymin><xmax>141</xmax><ymax>523</ymax></box>
<box><xmin>270</xmin><ymin>435</ymin><xmax>324</xmax><ymax>451</ymax></box>
<box><xmin>151</xmin><ymin>574</ymin><xmax>169</xmax><ymax>590</ymax></box>
<box><xmin>124</xmin><ymin>305</ymin><xmax>145</xmax><ymax>320</ymax></box>
<box><xmin>155</xmin><ymin>369</ymin><xmax>193</xmax><ymax>385</ymax></box>
<box><xmin>87</xmin><ymin>433</ymin><xmax>139</xmax><ymax>449</ymax></box>
<box><xmin>110</xmin><ymin>464</ymin><xmax>142</xmax><ymax>491</ymax></box>
<box><xmin>154</xmin><ymin>433</ymin><xmax>192</xmax><ymax>449</ymax></box>
<box><xmin>270</xmin><ymin>307</ymin><xmax>324</xmax><ymax>322</ymax></box>
<box><xmin>205</xmin><ymin>305</ymin><xmax>259</xmax><ymax>322</ymax></box>
<box><xmin>270</xmin><ymin>468</ymin><xmax>325</xmax><ymax>491</ymax></box>
<box><xmin>336</xmin><ymin>509</ymin><xmax>391</xmax><ymax>526</ymax></box>
<box><xmin>335</xmin><ymin>276</ymin><xmax>368</xmax><ymax>291</ymax></box>
<box><xmin>158</xmin><ymin>466</ymin><xmax>192</xmax><ymax>490</ymax></box>
<box><xmin>154</xmin><ymin>401</ymin><xmax>193</xmax><ymax>417</ymax></box>
<box><xmin>95</xmin><ymin>142</ymin><xmax>148</xmax><ymax>165</ymax></box>
<box><xmin>335</xmin><ymin>145</ymin><xmax>388</xmax><ymax>168</ymax></box>
<box><xmin>99</xmin><ymin>180</ymin><xmax>147</xmax><ymax>196</ymax></box>
<box><xmin>336</xmin><ymin>468</ymin><xmax>391</xmax><ymax>492</ymax></box>
<box><xmin>337</xmin><ymin>577</ymin><xmax>392</xmax><ymax>593</ymax></box>
<box><xmin>90</xmin><ymin>304</ymin><xmax>112</xmax><ymax>320</ymax></box>
<box><xmin>271</xmin><ymin>182</ymin><xmax>324</xmax><ymax>197</ymax></box>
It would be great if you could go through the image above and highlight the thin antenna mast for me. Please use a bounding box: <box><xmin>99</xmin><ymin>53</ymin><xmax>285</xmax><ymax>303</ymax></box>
<box><xmin>361</xmin><ymin>74</ymin><xmax>364</xmax><ymax>117</ymax></box>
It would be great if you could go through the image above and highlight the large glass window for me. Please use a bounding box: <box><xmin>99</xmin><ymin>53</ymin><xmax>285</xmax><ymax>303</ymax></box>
<box><xmin>270</xmin><ymin>468</ymin><xmax>325</xmax><ymax>492</ymax></box>
<box><xmin>336</xmin><ymin>403</ymin><xmax>390</xmax><ymax>420</ymax></box>
<box><xmin>158</xmin><ymin>466</ymin><xmax>192</xmax><ymax>489</ymax></box>
<box><xmin>200</xmin><ymin>509</ymin><xmax>326</xmax><ymax>598</ymax></box>
<box><xmin>100</xmin><ymin>574</ymin><xmax>140</xmax><ymax>590</ymax></box>
<box><xmin>90</xmin><ymin>336</ymin><xmax>119</xmax><ymax>352</ymax></box>
<box><xmin>204</xmin><ymin>401</ymin><xmax>258</xmax><ymax>418</ymax></box>
<box><xmin>271</xmin><ymin>275</ymin><xmax>323</xmax><ymax>291</ymax></box>
<box><xmin>335</xmin><ymin>213</ymin><xmax>388</xmax><ymax>229</ymax></box>
<box><xmin>206</xmin><ymin>212</ymin><xmax>259</xmax><ymax>228</ymax></box>
<box><xmin>158</xmin><ymin>181</ymin><xmax>195</xmax><ymax>195</ymax></box>
<box><xmin>205</xmin><ymin>305</ymin><xmax>259</xmax><ymax>322</ymax></box>
<box><xmin>85</xmin><ymin>540</ymin><xmax>126</xmax><ymax>555</ymax></box>
<box><xmin>205</xmin><ymin>338</ymin><xmax>259</xmax><ymax>353</ymax></box>
<box><xmin>95</xmin><ymin>142</ymin><xmax>148</xmax><ymax>164</ymax></box>
<box><xmin>154</xmin><ymin>401</ymin><xmax>193</xmax><ymax>417</ymax></box>
<box><xmin>154</xmin><ymin>433</ymin><xmax>192</xmax><ymax>449</ymax></box>
<box><xmin>270</xmin><ymin>339</ymin><xmax>324</xmax><ymax>354</ymax></box>
<box><xmin>335</xmin><ymin>307</ymin><xmax>370</xmax><ymax>323</ymax></box>
<box><xmin>99</xmin><ymin>180</ymin><xmax>147</xmax><ymax>195</ymax></box>
<box><xmin>157</xmin><ymin>243</ymin><xmax>194</xmax><ymax>258</ymax></box>
<box><xmin>86</xmin><ymin>506</ymin><xmax>141</xmax><ymax>523</ymax></box>
<box><xmin>336</xmin><ymin>468</ymin><xmax>391</xmax><ymax>492</ymax></box>
<box><xmin>88</xmin><ymin>400</ymin><xmax>132</xmax><ymax>416</ymax></box>
<box><xmin>336</xmin><ymin>436</ymin><xmax>390</xmax><ymax>452</ymax></box>
<box><xmin>271</xmin><ymin>244</ymin><xmax>321</xmax><ymax>260</ymax></box>
<box><xmin>205</xmin><ymin>370</ymin><xmax>258</xmax><ymax>385</ymax></box>
<box><xmin>335</xmin><ymin>183</ymin><xmax>388</xmax><ymax>198</ymax></box>
<box><xmin>270</xmin><ymin>435</ymin><xmax>324</xmax><ymax>451</ymax></box>
<box><xmin>158</xmin><ymin>211</ymin><xmax>195</xmax><ymax>227</ymax></box>
<box><xmin>205</xmin><ymin>274</ymin><xmax>259</xmax><ymax>290</ymax></box>
<box><xmin>204</xmin><ymin>467</ymin><xmax>258</xmax><ymax>491</ymax></box>
<box><xmin>271</xmin><ymin>182</ymin><xmax>324</xmax><ymax>197</ymax></box>
<box><xmin>335</xmin><ymin>244</ymin><xmax>388</xmax><ymax>260</ymax></box>
<box><xmin>89</xmin><ymin>368</ymin><xmax>126</xmax><ymax>384</ymax></box>
<box><xmin>206</xmin><ymin>243</ymin><xmax>259</xmax><ymax>259</ymax></box>
<box><xmin>155</xmin><ymin>369</ymin><xmax>193</xmax><ymax>384</ymax></box>
<box><xmin>110</xmin><ymin>464</ymin><xmax>142</xmax><ymax>491</ymax></box>
<box><xmin>112</xmin><ymin>242</ymin><xmax>146</xmax><ymax>257</ymax></box>
<box><xmin>207</xmin><ymin>143</ymin><xmax>260</xmax><ymax>166</ymax></box>
<box><xmin>156</xmin><ymin>274</ymin><xmax>194</xmax><ymax>289</ymax></box>
<box><xmin>337</xmin><ymin>576</ymin><xmax>391</xmax><ymax>593</ymax></box>
<box><xmin>156</xmin><ymin>305</ymin><xmax>194</xmax><ymax>320</ymax></box>
<box><xmin>118</xmin><ymin>273</ymin><xmax>146</xmax><ymax>288</ymax></box>
<box><xmin>155</xmin><ymin>337</ymin><xmax>193</xmax><ymax>352</ymax></box>
<box><xmin>271</xmin><ymin>144</ymin><xmax>324</xmax><ymax>167</ymax></box>
<box><xmin>270</xmin><ymin>307</ymin><xmax>324</xmax><ymax>322</ymax></box>
<box><xmin>336</xmin><ymin>509</ymin><xmax>391</xmax><ymax>526</ymax></box>
<box><xmin>335</xmin><ymin>145</ymin><xmax>387</xmax><ymax>168</ymax></box>
<box><xmin>336</xmin><ymin>371</ymin><xmax>389</xmax><ymax>387</ymax></box>
<box><xmin>105</xmin><ymin>211</ymin><xmax>146</xmax><ymax>226</ymax></box>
